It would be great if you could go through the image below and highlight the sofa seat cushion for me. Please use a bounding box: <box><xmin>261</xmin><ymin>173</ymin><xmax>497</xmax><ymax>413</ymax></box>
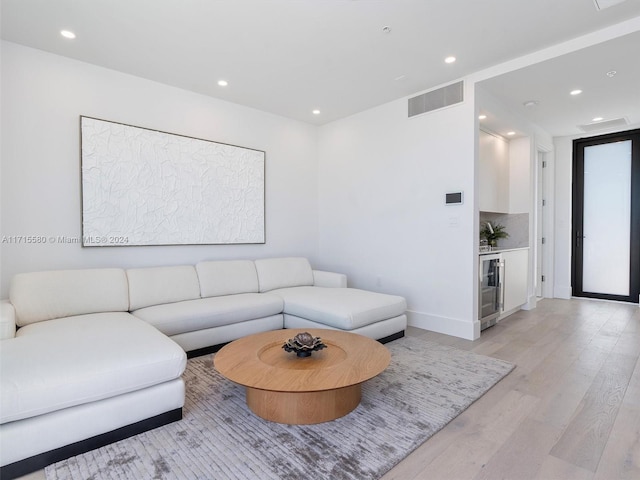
<box><xmin>132</xmin><ymin>293</ymin><xmax>284</xmax><ymax>337</ymax></box>
<box><xmin>270</xmin><ymin>286</ymin><xmax>407</xmax><ymax>330</ymax></box>
<box><xmin>0</xmin><ymin>313</ymin><xmax>186</xmax><ymax>424</ymax></box>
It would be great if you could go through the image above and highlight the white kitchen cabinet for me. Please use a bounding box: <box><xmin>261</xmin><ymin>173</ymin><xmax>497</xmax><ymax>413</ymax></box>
<box><xmin>501</xmin><ymin>249</ymin><xmax>529</xmax><ymax>313</ymax></box>
<box><xmin>478</xmin><ymin>131</ymin><xmax>531</xmax><ymax>214</ymax></box>
<box><xmin>478</xmin><ymin>130</ymin><xmax>509</xmax><ymax>213</ymax></box>
<box><xmin>508</xmin><ymin>137</ymin><xmax>531</xmax><ymax>214</ymax></box>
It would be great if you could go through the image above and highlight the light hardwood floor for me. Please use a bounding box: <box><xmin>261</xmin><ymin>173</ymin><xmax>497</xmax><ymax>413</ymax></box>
<box><xmin>18</xmin><ymin>297</ymin><xmax>640</xmax><ymax>480</ymax></box>
<box><xmin>384</xmin><ymin>297</ymin><xmax>640</xmax><ymax>480</ymax></box>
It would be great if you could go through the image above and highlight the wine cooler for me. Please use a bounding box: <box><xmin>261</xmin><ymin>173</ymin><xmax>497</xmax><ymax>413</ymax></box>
<box><xmin>479</xmin><ymin>253</ymin><xmax>504</xmax><ymax>330</ymax></box>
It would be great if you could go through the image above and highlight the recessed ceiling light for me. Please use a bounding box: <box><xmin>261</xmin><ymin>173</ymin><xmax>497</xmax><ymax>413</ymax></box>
<box><xmin>570</xmin><ymin>89</ymin><xmax>583</xmax><ymax>96</ymax></box>
<box><xmin>444</xmin><ymin>56</ymin><xmax>456</xmax><ymax>64</ymax></box>
<box><xmin>312</xmin><ymin>110</ymin><xmax>321</xmax><ymax>115</ymax></box>
<box><xmin>592</xmin><ymin>117</ymin><xmax>604</xmax><ymax>122</ymax></box>
<box><xmin>217</xmin><ymin>80</ymin><xmax>228</xmax><ymax>87</ymax></box>
<box><xmin>60</xmin><ymin>30</ymin><xmax>76</xmax><ymax>39</ymax></box>
<box><xmin>606</xmin><ymin>70</ymin><xmax>617</xmax><ymax>77</ymax></box>
<box><xmin>507</xmin><ymin>131</ymin><xmax>516</xmax><ymax>136</ymax></box>
<box><xmin>478</xmin><ymin>114</ymin><xmax>487</xmax><ymax>120</ymax></box>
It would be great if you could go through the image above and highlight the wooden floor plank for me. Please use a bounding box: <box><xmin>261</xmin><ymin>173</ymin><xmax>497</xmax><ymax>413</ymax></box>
<box><xmin>549</xmin><ymin>351</ymin><xmax>638</xmax><ymax>472</ymax></box>
<box><xmin>410</xmin><ymin>390</ymin><xmax>539</xmax><ymax>480</ymax></box>
<box><xmin>593</xmin><ymin>403</ymin><xmax>640</xmax><ymax>480</ymax></box>
<box><xmin>533</xmin><ymin>455</ymin><xmax>594</xmax><ymax>480</ymax></box>
<box><xmin>594</xmin><ymin>355</ymin><xmax>640</xmax><ymax>479</ymax></box>
<box><xmin>530</xmin><ymin>367</ymin><xmax>598</xmax><ymax>430</ymax></box>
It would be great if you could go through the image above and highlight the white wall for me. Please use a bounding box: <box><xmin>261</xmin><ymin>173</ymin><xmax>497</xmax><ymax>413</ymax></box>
<box><xmin>0</xmin><ymin>42</ymin><xmax>319</xmax><ymax>297</ymax></box>
<box><xmin>317</xmin><ymin>83</ymin><xmax>479</xmax><ymax>340</ymax></box>
<box><xmin>552</xmin><ymin>136</ymin><xmax>574</xmax><ymax>299</ymax></box>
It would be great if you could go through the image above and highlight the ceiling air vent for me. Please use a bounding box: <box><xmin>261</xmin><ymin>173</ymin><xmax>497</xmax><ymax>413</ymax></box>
<box><xmin>577</xmin><ymin>117</ymin><xmax>629</xmax><ymax>133</ymax></box>
<box><xmin>408</xmin><ymin>81</ymin><xmax>464</xmax><ymax>118</ymax></box>
<box><xmin>593</xmin><ymin>0</ymin><xmax>628</xmax><ymax>11</ymax></box>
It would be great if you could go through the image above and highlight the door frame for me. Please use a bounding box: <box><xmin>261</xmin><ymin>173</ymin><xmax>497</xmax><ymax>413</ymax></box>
<box><xmin>571</xmin><ymin>128</ymin><xmax>640</xmax><ymax>303</ymax></box>
<box><xmin>536</xmin><ymin>150</ymin><xmax>545</xmax><ymax>298</ymax></box>
<box><xmin>535</xmin><ymin>146</ymin><xmax>553</xmax><ymax>299</ymax></box>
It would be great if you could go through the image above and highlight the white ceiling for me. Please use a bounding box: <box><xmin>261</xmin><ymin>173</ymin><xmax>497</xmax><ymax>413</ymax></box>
<box><xmin>2</xmin><ymin>0</ymin><xmax>640</xmax><ymax>133</ymax></box>
<box><xmin>478</xmin><ymin>29</ymin><xmax>640</xmax><ymax>137</ymax></box>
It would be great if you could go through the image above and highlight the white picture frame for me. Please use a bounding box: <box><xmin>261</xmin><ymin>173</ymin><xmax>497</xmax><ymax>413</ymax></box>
<box><xmin>80</xmin><ymin>116</ymin><xmax>265</xmax><ymax>246</ymax></box>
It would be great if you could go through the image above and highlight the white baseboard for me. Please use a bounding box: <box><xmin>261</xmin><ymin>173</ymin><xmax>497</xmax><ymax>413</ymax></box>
<box><xmin>406</xmin><ymin>310</ymin><xmax>479</xmax><ymax>341</ymax></box>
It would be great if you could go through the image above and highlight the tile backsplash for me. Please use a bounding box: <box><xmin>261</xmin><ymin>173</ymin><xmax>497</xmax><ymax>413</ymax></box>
<box><xmin>479</xmin><ymin>212</ymin><xmax>529</xmax><ymax>248</ymax></box>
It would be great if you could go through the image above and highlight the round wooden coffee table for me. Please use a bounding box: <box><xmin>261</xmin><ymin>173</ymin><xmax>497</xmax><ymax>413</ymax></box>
<box><xmin>214</xmin><ymin>328</ymin><xmax>391</xmax><ymax>424</ymax></box>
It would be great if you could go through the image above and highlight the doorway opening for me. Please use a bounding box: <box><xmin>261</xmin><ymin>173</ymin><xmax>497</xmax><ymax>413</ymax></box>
<box><xmin>571</xmin><ymin>128</ymin><xmax>640</xmax><ymax>304</ymax></box>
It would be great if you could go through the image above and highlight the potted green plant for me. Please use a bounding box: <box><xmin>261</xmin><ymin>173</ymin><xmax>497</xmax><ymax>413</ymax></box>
<box><xmin>480</xmin><ymin>222</ymin><xmax>509</xmax><ymax>248</ymax></box>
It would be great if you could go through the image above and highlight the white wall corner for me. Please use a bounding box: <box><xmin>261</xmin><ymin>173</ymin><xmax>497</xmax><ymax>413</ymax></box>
<box><xmin>522</xmin><ymin>294</ymin><xmax>538</xmax><ymax>311</ymax></box>
<box><xmin>407</xmin><ymin>310</ymin><xmax>479</xmax><ymax>341</ymax></box>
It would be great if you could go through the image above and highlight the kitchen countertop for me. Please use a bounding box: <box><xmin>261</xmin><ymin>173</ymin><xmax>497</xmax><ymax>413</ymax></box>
<box><xmin>479</xmin><ymin>246</ymin><xmax>529</xmax><ymax>255</ymax></box>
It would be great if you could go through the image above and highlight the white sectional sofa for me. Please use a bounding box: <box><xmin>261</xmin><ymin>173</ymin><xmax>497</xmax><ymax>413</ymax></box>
<box><xmin>0</xmin><ymin>257</ymin><xmax>406</xmax><ymax>478</ymax></box>
<box><xmin>0</xmin><ymin>269</ymin><xmax>187</xmax><ymax>480</ymax></box>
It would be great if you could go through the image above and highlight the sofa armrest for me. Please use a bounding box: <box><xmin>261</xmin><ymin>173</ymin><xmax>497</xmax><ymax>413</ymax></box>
<box><xmin>1</xmin><ymin>300</ymin><xmax>17</xmax><ymax>340</ymax></box>
<box><xmin>312</xmin><ymin>270</ymin><xmax>347</xmax><ymax>288</ymax></box>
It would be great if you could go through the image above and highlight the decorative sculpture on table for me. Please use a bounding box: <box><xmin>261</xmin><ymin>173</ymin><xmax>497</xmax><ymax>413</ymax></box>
<box><xmin>283</xmin><ymin>332</ymin><xmax>327</xmax><ymax>358</ymax></box>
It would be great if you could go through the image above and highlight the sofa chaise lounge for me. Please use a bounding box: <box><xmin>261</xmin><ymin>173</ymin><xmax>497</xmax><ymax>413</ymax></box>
<box><xmin>0</xmin><ymin>257</ymin><xmax>407</xmax><ymax>478</ymax></box>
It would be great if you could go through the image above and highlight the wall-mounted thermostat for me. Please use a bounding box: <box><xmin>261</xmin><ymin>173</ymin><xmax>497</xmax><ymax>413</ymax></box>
<box><xmin>445</xmin><ymin>192</ymin><xmax>463</xmax><ymax>205</ymax></box>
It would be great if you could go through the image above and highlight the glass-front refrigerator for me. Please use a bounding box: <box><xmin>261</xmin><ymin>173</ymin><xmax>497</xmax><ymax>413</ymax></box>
<box><xmin>479</xmin><ymin>254</ymin><xmax>503</xmax><ymax>330</ymax></box>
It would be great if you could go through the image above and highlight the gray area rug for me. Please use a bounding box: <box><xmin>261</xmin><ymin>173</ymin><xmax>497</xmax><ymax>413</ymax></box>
<box><xmin>45</xmin><ymin>336</ymin><xmax>514</xmax><ymax>480</ymax></box>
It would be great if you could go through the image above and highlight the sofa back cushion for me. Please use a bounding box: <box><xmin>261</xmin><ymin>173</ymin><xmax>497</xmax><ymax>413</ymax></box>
<box><xmin>196</xmin><ymin>260</ymin><xmax>259</xmax><ymax>297</ymax></box>
<box><xmin>10</xmin><ymin>268</ymin><xmax>129</xmax><ymax>327</ymax></box>
<box><xmin>127</xmin><ymin>265</ymin><xmax>200</xmax><ymax>311</ymax></box>
<box><xmin>254</xmin><ymin>257</ymin><xmax>314</xmax><ymax>293</ymax></box>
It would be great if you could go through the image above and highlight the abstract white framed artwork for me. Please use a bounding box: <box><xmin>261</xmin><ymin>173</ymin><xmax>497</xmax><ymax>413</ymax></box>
<box><xmin>80</xmin><ymin>116</ymin><xmax>265</xmax><ymax>246</ymax></box>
